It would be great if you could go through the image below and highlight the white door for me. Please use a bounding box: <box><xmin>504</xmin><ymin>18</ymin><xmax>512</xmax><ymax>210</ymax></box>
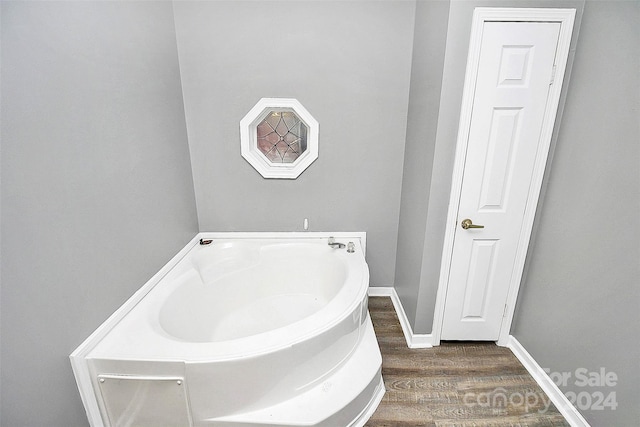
<box><xmin>441</xmin><ymin>21</ymin><xmax>562</xmax><ymax>341</ymax></box>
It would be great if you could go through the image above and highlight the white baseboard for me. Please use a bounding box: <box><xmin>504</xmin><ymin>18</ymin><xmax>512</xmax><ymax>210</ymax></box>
<box><xmin>506</xmin><ymin>336</ymin><xmax>590</xmax><ymax>427</ymax></box>
<box><xmin>368</xmin><ymin>287</ymin><xmax>433</xmax><ymax>348</ymax></box>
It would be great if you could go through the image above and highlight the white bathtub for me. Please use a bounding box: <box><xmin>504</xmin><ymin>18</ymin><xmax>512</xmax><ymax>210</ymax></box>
<box><xmin>71</xmin><ymin>233</ymin><xmax>384</xmax><ymax>427</ymax></box>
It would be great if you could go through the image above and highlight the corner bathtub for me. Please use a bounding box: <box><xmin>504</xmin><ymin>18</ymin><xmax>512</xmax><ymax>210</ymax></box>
<box><xmin>71</xmin><ymin>233</ymin><xmax>385</xmax><ymax>427</ymax></box>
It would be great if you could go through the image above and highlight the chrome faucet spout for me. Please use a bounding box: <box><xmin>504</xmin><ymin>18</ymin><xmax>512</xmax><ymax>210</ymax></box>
<box><xmin>327</xmin><ymin>237</ymin><xmax>346</xmax><ymax>249</ymax></box>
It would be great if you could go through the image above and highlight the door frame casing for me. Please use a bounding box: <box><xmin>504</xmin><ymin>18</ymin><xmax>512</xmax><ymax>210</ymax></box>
<box><xmin>431</xmin><ymin>7</ymin><xmax>576</xmax><ymax>346</ymax></box>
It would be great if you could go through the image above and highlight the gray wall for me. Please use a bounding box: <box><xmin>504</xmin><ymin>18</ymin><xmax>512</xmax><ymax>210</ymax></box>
<box><xmin>173</xmin><ymin>0</ymin><xmax>416</xmax><ymax>286</ymax></box>
<box><xmin>512</xmin><ymin>1</ymin><xmax>640</xmax><ymax>425</ymax></box>
<box><xmin>0</xmin><ymin>2</ymin><xmax>198</xmax><ymax>426</ymax></box>
<box><xmin>394</xmin><ymin>0</ymin><xmax>449</xmax><ymax>331</ymax></box>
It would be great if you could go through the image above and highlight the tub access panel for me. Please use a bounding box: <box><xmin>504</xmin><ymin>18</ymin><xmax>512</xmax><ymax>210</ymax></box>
<box><xmin>97</xmin><ymin>374</ymin><xmax>192</xmax><ymax>426</ymax></box>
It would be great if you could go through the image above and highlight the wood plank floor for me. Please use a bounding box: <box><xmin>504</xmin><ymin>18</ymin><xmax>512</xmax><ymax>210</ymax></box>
<box><xmin>365</xmin><ymin>297</ymin><xmax>569</xmax><ymax>426</ymax></box>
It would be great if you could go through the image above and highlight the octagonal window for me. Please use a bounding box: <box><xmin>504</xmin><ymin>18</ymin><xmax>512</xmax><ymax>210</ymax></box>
<box><xmin>240</xmin><ymin>98</ymin><xmax>318</xmax><ymax>179</ymax></box>
<box><xmin>256</xmin><ymin>110</ymin><xmax>308</xmax><ymax>163</ymax></box>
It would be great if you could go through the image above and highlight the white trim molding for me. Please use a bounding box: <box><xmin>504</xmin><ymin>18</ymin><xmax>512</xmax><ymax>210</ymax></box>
<box><xmin>431</xmin><ymin>7</ymin><xmax>576</xmax><ymax>346</ymax></box>
<box><xmin>506</xmin><ymin>336</ymin><xmax>591</xmax><ymax>427</ymax></box>
<box><xmin>368</xmin><ymin>287</ymin><xmax>433</xmax><ymax>348</ymax></box>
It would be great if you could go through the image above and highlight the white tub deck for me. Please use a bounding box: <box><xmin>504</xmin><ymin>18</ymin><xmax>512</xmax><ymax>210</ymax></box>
<box><xmin>71</xmin><ymin>233</ymin><xmax>384</xmax><ymax>427</ymax></box>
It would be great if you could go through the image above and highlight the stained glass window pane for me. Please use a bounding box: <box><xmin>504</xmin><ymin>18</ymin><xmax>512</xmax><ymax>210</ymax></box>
<box><xmin>256</xmin><ymin>110</ymin><xmax>308</xmax><ymax>163</ymax></box>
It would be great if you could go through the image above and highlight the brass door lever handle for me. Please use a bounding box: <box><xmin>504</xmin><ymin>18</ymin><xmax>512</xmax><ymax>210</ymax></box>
<box><xmin>461</xmin><ymin>219</ymin><xmax>484</xmax><ymax>229</ymax></box>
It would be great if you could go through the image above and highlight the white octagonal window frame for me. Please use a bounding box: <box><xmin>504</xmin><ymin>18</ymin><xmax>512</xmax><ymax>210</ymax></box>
<box><xmin>240</xmin><ymin>98</ymin><xmax>319</xmax><ymax>179</ymax></box>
